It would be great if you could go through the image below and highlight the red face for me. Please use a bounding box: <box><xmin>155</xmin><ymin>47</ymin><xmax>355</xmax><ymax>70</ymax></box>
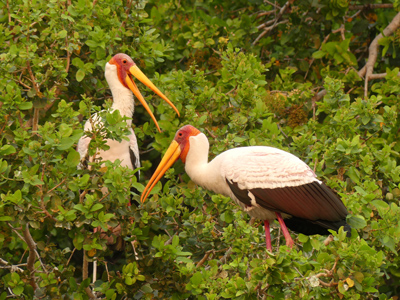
<box><xmin>174</xmin><ymin>125</ymin><xmax>201</xmax><ymax>162</ymax></box>
<box><xmin>108</xmin><ymin>53</ymin><xmax>136</xmax><ymax>89</ymax></box>
<box><xmin>140</xmin><ymin>124</ymin><xmax>202</xmax><ymax>203</ymax></box>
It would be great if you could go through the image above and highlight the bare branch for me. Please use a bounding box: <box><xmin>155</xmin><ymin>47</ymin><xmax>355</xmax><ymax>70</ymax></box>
<box><xmin>332</xmin><ymin>24</ymin><xmax>345</xmax><ymax>41</ymax></box>
<box><xmin>0</xmin><ymin>258</ymin><xmax>26</xmax><ymax>272</ymax></box>
<box><xmin>256</xmin><ymin>10</ymin><xmax>277</xmax><ymax>18</ymax></box>
<box><xmin>348</xmin><ymin>4</ymin><xmax>393</xmax><ymax>10</ymax></box>
<box><xmin>314</xmin><ymin>12</ymin><xmax>400</xmax><ymax>102</ymax></box>
<box><xmin>83</xmin><ymin>250</ymin><xmax>96</xmax><ymax>299</ymax></box>
<box><xmin>219</xmin><ymin>247</ymin><xmax>232</xmax><ymax>264</ymax></box>
<box><xmin>196</xmin><ymin>250</ymin><xmax>214</xmax><ymax>268</ymax></box>
<box><xmin>369</xmin><ymin>72</ymin><xmax>400</xmax><ymax>80</ymax></box>
<box><xmin>363</xmin><ymin>12</ymin><xmax>400</xmax><ymax>98</ymax></box>
<box><xmin>264</xmin><ymin>0</ymin><xmax>281</xmax><ymax>9</ymax></box>
<box><xmin>66</xmin><ymin>248</ymin><xmax>76</xmax><ymax>266</ymax></box>
<box><xmin>253</xmin><ymin>20</ymin><xmax>289</xmax><ymax>45</ymax></box>
<box><xmin>253</xmin><ymin>1</ymin><xmax>291</xmax><ymax>45</ymax></box>
<box><xmin>22</xmin><ymin>224</ymin><xmax>38</xmax><ymax>290</ymax></box>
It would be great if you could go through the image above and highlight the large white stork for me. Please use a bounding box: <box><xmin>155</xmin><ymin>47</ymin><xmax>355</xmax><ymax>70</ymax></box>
<box><xmin>77</xmin><ymin>53</ymin><xmax>179</xmax><ymax>289</ymax></box>
<box><xmin>77</xmin><ymin>53</ymin><xmax>179</xmax><ymax>172</ymax></box>
<box><xmin>141</xmin><ymin>125</ymin><xmax>351</xmax><ymax>251</ymax></box>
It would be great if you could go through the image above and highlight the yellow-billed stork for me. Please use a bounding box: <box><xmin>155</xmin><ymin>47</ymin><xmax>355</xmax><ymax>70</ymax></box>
<box><xmin>77</xmin><ymin>53</ymin><xmax>179</xmax><ymax>172</ymax></box>
<box><xmin>141</xmin><ymin>125</ymin><xmax>351</xmax><ymax>251</ymax></box>
<box><xmin>77</xmin><ymin>53</ymin><xmax>179</xmax><ymax>288</ymax></box>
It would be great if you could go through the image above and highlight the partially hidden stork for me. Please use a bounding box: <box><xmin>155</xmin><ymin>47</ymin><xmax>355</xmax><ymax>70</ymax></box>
<box><xmin>76</xmin><ymin>53</ymin><xmax>179</xmax><ymax>288</ymax></box>
<box><xmin>141</xmin><ymin>125</ymin><xmax>351</xmax><ymax>251</ymax></box>
<box><xmin>77</xmin><ymin>53</ymin><xmax>180</xmax><ymax>173</ymax></box>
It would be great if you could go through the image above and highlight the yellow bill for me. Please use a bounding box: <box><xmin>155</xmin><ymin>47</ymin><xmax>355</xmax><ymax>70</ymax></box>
<box><xmin>141</xmin><ymin>140</ymin><xmax>181</xmax><ymax>203</ymax></box>
<box><xmin>127</xmin><ymin>65</ymin><xmax>180</xmax><ymax>132</ymax></box>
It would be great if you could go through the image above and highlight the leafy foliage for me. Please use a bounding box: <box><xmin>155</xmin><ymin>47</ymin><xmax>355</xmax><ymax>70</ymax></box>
<box><xmin>1</xmin><ymin>0</ymin><xmax>400</xmax><ymax>299</ymax></box>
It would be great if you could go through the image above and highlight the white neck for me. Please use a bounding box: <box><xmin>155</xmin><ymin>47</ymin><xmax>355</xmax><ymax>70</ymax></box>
<box><xmin>184</xmin><ymin>134</ymin><xmax>220</xmax><ymax>192</ymax></box>
<box><xmin>184</xmin><ymin>133</ymin><xmax>235</xmax><ymax>197</ymax></box>
<box><xmin>105</xmin><ymin>62</ymin><xmax>135</xmax><ymax>125</ymax></box>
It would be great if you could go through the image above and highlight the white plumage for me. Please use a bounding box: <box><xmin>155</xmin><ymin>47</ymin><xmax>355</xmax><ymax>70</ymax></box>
<box><xmin>77</xmin><ymin>53</ymin><xmax>180</xmax><ymax>287</ymax></box>
<box><xmin>77</xmin><ymin>53</ymin><xmax>179</xmax><ymax>172</ymax></box>
<box><xmin>77</xmin><ymin>62</ymin><xmax>139</xmax><ymax>170</ymax></box>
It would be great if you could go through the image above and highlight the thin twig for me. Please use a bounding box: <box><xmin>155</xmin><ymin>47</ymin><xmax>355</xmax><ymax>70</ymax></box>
<box><xmin>264</xmin><ymin>0</ymin><xmax>281</xmax><ymax>9</ymax></box>
<box><xmin>219</xmin><ymin>247</ymin><xmax>232</xmax><ymax>264</ymax></box>
<box><xmin>256</xmin><ymin>10</ymin><xmax>277</xmax><ymax>18</ymax></box>
<box><xmin>253</xmin><ymin>20</ymin><xmax>289</xmax><ymax>45</ymax></box>
<box><xmin>0</xmin><ymin>258</ymin><xmax>26</xmax><ymax>272</ymax></box>
<box><xmin>196</xmin><ymin>250</ymin><xmax>214</xmax><ymax>268</ymax></box>
<box><xmin>205</xmin><ymin>127</ymin><xmax>217</xmax><ymax>139</ymax></box>
<box><xmin>348</xmin><ymin>4</ymin><xmax>393</xmax><ymax>10</ymax></box>
<box><xmin>66</xmin><ymin>248</ymin><xmax>76</xmax><ymax>266</ymax></box>
<box><xmin>253</xmin><ymin>1</ymin><xmax>290</xmax><ymax>45</ymax></box>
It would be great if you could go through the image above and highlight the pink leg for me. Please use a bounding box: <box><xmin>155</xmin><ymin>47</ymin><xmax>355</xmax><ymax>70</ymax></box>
<box><xmin>264</xmin><ymin>220</ymin><xmax>272</xmax><ymax>251</ymax></box>
<box><xmin>275</xmin><ymin>212</ymin><xmax>294</xmax><ymax>248</ymax></box>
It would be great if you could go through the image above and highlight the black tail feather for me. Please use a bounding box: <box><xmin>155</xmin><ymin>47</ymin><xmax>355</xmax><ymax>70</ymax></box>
<box><xmin>284</xmin><ymin>216</ymin><xmax>351</xmax><ymax>237</ymax></box>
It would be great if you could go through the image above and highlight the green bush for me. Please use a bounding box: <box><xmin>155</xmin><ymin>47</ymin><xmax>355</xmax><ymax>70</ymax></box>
<box><xmin>1</xmin><ymin>0</ymin><xmax>400</xmax><ymax>299</ymax></box>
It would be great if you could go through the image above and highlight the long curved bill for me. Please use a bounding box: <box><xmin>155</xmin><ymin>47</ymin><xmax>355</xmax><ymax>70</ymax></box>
<box><xmin>141</xmin><ymin>140</ymin><xmax>181</xmax><ymax>203</ymax></box>
<box><xmin>127</xmin><ymin>65</ymin><xmax>180</xmax><ymax>132</ymax></box>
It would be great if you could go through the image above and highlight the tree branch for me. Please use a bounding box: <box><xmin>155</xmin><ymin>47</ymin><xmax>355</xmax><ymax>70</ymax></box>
<box><xmin>348</xmin><ymin>4</ymin><xmax>393</xmax><ymax>10</ymax></box>
<box><xmin>315</xmin><ymin>12</ymin><xmax>400</xmax><ymax>101</ymax></box>
<box><xmin>368</xmin><ymin>72</ymin><xmax>400</xmax><ymax>80</ymax></box>
<box><xmin>253</xmin><ymin>1</ymin><xmax>291</xmax><ymax>45</ymax></box>
<box><xmin>362</xmin><ymin>11</ymin><xmax>400</xmax><ymax>98</ymax></box>
<box><xmin>0</xmin><ymin>258</ymin><xmax>26</xmax><ymax>273</ymax></box>
<box><xmin>83</xmin><ymin>250</ymin><xmax>96</xmax><ymax>299</ymax></box>
<box><xmin>256</xmin><ymin>10</ymin><xmax>277</xmax><ymax>18</ymax></box>
<box><xmin>23</xmin><ymin>224</ymin><xmax>38</xmax><ymax>290</ymax></box>
<box><xmin>196</xmin><ymin>250</ymin><xmax>214</xmax><ymax>268</ymax></box>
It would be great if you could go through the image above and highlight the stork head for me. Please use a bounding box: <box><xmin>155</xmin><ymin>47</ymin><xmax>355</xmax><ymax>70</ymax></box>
<box><xmin>106</xmin><ymin>53</ymin><xmax>180</xmax><ymax>132</ymax></box>
<box><xmin>141</xmin><ymin>125</ymin><xmax>201</xmax><ymax>203</ymax></box>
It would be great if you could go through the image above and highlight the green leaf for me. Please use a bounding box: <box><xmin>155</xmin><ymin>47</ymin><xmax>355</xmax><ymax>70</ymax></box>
<box><xmin>73</xmin><ymin>204</ymin><xmax>86</xmax><ymax>212</ymax></box>
<box><xmin>193</xmin><ymin>41</ymin><xmax>204</xmax><ymax>49</ymax></box>
<box><xmin>76</xmin><ymin>69</ymin><xmax>85</xmax><ymax>82</ymax></box>
<box><xmin>90</xmin><ymin>203</ymin><xmax>103</xmax><ymax>212</ymax></box>
<box><xmin>371</xmin><ymin>200</ymin><xmax>389</xmax><ymax>211</ymax></box>
<box><xmin>190</xmin><ymin>272</ymin><xmax>203</xmax><ymax>286</ymax></box>
<box><xmin>85</xmin><ymin>40</ymin><xmax>98</xmax><ymax>48</ymax></box>
<box><xmin>0</xmin><ymin>145</ymin><xmax>16</xmax><ymax>155</ymax></box>
<box><xmin>310</xmin><ymin>238</ymin><xmax>321</xmax><ymax>250</ymax></box>
<box><xmin>66</xmin><ymin>150</ymin><xmax>80</xmax><ymax>168</ymax></box>
<box><xmin>6</xmin><ymin>190</ymin><xmax>22</xmax><ymax>204</ymax></box>
<box><xmin>141</xmin><ymin>283</ymin><xmax>153</xmax><ymax>293</ymax></box>
<box><xmin>18</xmin><ymin>102</ymin><xmax>33</xmax><ymax>110</ymax></box>
<box><xmin>347</xmin><ymin>215</ymin><xmax>366</xmax><ymax>229</ymax></box>
<box><xmin>12</xmin><ymin>286</ymin><xmax>23</xmax><ymax>296</ymax></box>
<box><xmin>312</xmin><ymin>50</ymin><xmax>325</xmax><ymax>59</ymax></box>
<box><xmin>58</xmin><ymin>29</ymin><xmax>67</xmax><ymax>39</ymax></box>
<box><xmin>172</xmin><ymin>235</ymin><xmax>179</xmax><ymax>247</ymax></box>
<box><xmin>297</xmin><ymin>234</ymin><xmax>309</xmax><ymax>243</ymax></box>
<box><xmin>69</xmin><ymin>277</ymin><xmax>78</xmax><ymax>291</ymax></box>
